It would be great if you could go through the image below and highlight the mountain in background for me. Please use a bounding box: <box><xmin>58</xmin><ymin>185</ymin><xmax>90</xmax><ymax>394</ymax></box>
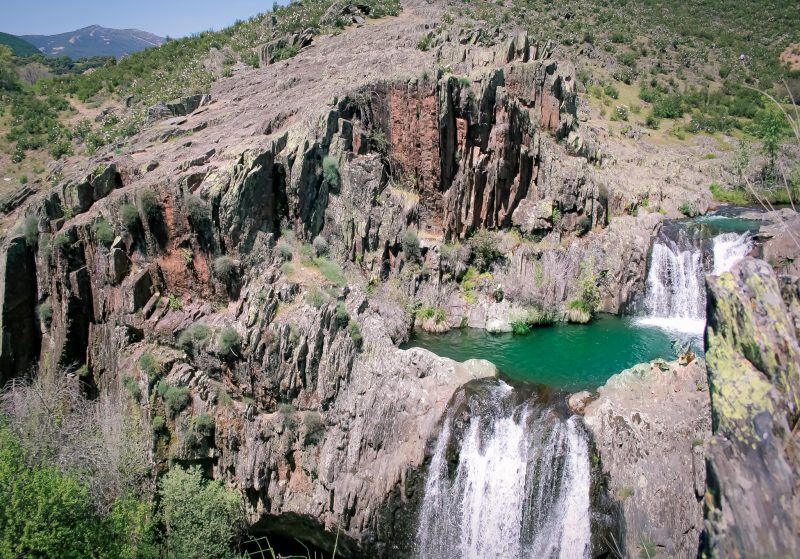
<box><xmin>21</xmin><ymin>25</ymin><xmax>165</xmax><ymax>59</ymax></box>
<box><xmin>0</xmin><ymin>32</ymin><xmax>39</xmax><ymax>57</ymax></box>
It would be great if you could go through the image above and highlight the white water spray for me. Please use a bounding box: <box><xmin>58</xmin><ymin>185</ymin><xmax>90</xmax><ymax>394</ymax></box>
<box><xmin>415</xmin><ymin>382</ymin><xmax>592</xmax><ymax>559</ymax></box>
<box><xmin>712</xmin><ymin>232</ymin><xmax>753</xmax><ymax>275</ymax></box>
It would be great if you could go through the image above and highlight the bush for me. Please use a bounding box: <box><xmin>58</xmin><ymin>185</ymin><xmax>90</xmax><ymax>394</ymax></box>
<box><xmin>603</xmin><ymin>84</ymin><xmax>619</xmax><ymax>99</ymax></box>
<box><xmin>161</xmin><ymin>385</ymin><xmax>191</xmax><ymax>416</ymax></box>
<box><xmin>335</xmin><ymin>301</ymin><xmax>350</xmax><ymax>327</ymax></box>
<box><xmin>645</xmin><ymin>113</ymin><xmax>660</xmax><ymax>129</ymax></box>
<box><xmin>402</xmin><ymin>230</ymin><xmax>421</xmax><ymax>263</ymax></box>
<box><xmin>120</xmin><ymin>203</ymin><xmax>141</xmax><ymax>231</ymax></box>
<box><xmin>37</xmin><ymin>302</ymin><xmax>53</xmax><ymax>329</ymax></box>
<box><xmin>417</xmin><ymin>35</ymin><xmax>433</xmax><ymax>51</ymax></box>
<box><xmin>54</xmin><ymin>233</ymin><xmax>70</xmax><ymax>252</ymax></box>
<box><xmin>177</xmin><ymin>323</ymin><xmax>212</xmax><ymax>353</ymax></box>
<box><xmin>151</xmin><ymin>415</ymin><xmax>166</xmax><ymax>434</ymax></box>
<box><xmin>218</xmin><ymin>327</ymin><xmax>241</xmax><ymax>358</ymax></box>
<box><xmin>347</xmin><ymin>319</ymin><xmax>363</xmax><ymax>347</ymax></box>
<box><xmin>138</xmin><ymin>352</ymin><xmax>162</xmax><ymax>378</ymax></box>
<box><xmin>305</xmin><ymin>287</ymin><xmax>328</xmax><ymax>309</ymax></box>
<box><xmin>312</xmin><ymin>235</ymin><xmax>329</xmax><ymax>257</ymax></box>
<box><xmin>322</xmin><ymin>155</ymin><xmax>340</xmax><ymax>191</ymax></box>
<box><xmin>278</xmin><ymin>242</ymin><xmax>293</xmax><ymax>260</ymax></box>
<box><xmin>93</xmin><ymin>218</ymin><xmax>114</xmax><ymax>247</ymax></box>
<box><xmin>121</xmin><ymin>375</ymin><xmax>141</xmax><ymax>400</ymax></box>
<box><xmin>316</xmin><ymin>257</ymin><xmax>346</xmax><ymax>287</ymax></box>
<box><xmin>710</xmin><ymin>183</ymin><xmax>750</xmax><ymax>205</ymax></box>
<box><xmin>511</xmin><ymin>320</ymin><xmax>531</xmax><ymax>335</ymax></box>
<box><xmin>137</xmin><ymin>189</ymin><xmax>161</xmax><ymax>221</ymax></box>
<box><xmin>21</xmin><ymin>216</ymin><xmax>39</xmax><ymax>247</ymax></box>
<box><xmin>213</xmin><ymin>256</ymin><xmax>237</xmax><ymax>282</ymax></box>
<box><xmin>469</xmin><ymin>229</ymin><xmax>501</xmax><ymax>271</ymax></box>
<box><xmin>186</xmin><ymin>195</ymin><xmax>211</xmax><ymax>229</ymax></box>
<box><xmin>159</xmin><ymin>465</ymin><xmax>242</xmax><ymax>559</ymax></box>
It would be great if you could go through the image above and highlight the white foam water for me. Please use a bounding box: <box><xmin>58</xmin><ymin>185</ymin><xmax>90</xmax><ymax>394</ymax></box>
<box><xmin>415</xmin><ymin>382</ymin><xmax>591</xmax><ymax>559</ymax></box>
<box><xmin>712</xmin><ymin>232</ymin><xmax>753</xmax><ymax>276</ymax></box>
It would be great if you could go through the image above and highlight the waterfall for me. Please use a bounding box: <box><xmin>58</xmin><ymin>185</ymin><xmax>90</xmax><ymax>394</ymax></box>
<box><xmin>415</xmin><ymin>382</ymin><xmax>592</xmax><ymax>559</ymax></box>
<box><xmin>636</xmin><ymin>230</ymin><xmax>753</xmax><ymax>335</ymax></box>
<box><xmin>712</xmin><ymin>232</ymin><xmax>753</xmax><ymax>276</ymax></box>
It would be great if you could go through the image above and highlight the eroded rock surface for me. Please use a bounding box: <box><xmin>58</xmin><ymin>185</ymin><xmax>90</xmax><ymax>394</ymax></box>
<box><xmin>702</xmin><ymin>257</ymin><xmax>800</xmax><ymax>558</ymax></box>
<box><xmin>583</xmin><ymin>358</ymin><xmax>711</xmax><ymax>558</ymax></box>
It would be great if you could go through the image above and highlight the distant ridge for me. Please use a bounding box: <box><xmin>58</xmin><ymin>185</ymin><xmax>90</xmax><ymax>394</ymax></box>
<box><xmin>21</xmin><ymin>25</ymin><xmax>165</xmax><ymax>59</ymax></box>
<box><xmin>0</xmin><ymin>32</ymin><xmax>39</xmax><ymax>57</ymax></box>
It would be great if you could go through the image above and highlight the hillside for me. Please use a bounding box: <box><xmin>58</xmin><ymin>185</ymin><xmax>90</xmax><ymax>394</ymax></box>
<box><xmin>0</xmin><ymin>32</ymin><xmax>38</xmax><ymax>57</ymax></box>
<box><xmin>21</xmin><ymin>25</ymin><xmax>165</xmax><ymax>58</ymax></box>
<box><xmin>0</xmin><ymin>1</ymin><xmax>798</xmax><ymax>558</ymax></box>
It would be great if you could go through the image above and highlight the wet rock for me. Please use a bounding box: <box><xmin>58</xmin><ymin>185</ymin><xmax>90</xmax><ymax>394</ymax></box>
<box><xmin>568</xmin><ymin>390</ymin><xmax>592</xmax><ymax>414</ymax></box>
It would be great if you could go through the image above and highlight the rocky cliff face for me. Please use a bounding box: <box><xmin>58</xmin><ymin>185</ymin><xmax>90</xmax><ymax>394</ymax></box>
<box><xmin>582</xmin><ymin>358</ymin><xmax>711</xmax><ymax>558</ymax></box>
<box><xmin>702</xmin><ymin>257</ymin><xmax>800</xmax><ymax>557</ymax></box>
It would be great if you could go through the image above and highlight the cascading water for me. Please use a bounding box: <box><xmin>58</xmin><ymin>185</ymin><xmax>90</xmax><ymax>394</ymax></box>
<box><xmin>415</xmin><ymin>381</ymin><xmax>591</xmax><ymax>559</ymax></box>
<box><xmin>712</xmin><ymin>232</ymin><xmax>753</xmax><ymax>276</ymax></box>
<box><xmin>636</xmin><ymin>221</ymin><xmax>754</xmax><ymax>336</ymax></box>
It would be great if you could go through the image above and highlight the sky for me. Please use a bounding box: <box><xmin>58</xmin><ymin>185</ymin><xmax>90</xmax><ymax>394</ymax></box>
<box><xmin>2</xmin><ymin>0</ymin><xmax>290</xmax><ymax>38</ymax></box>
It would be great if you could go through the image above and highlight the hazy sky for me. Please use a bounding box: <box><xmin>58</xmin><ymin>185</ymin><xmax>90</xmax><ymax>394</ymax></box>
<box><xmin>2</xmin><ymin>1</ymin><xmax>290</xmax><ymax>38</ymax></box>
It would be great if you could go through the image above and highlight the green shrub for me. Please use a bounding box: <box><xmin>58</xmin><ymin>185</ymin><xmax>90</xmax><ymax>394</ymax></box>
<box><xmin>469</xmin><ymin>229</ymin><xmax>501</xmax><ymax>271</ymax></box>
<box><xmin>186</xmin><ymin>195</ymin><xmax>211</xmax><ymax>229</ymax></box>
<box><xmin>218</xmin><ymin>327</ymin><xmax>241</xmax><ymax>358</ymax></box>
<box><xmin>322</xmin><ymin>155</ymin><xmax>340</xmax><ymax>190</ymax></box>
<box><xmin>305</xmin><ymin>288</ymin><xmax>328</xmax><ymax>309</ymax></box>
<box><xmin>312</xmin><ymin>235</ymin><xmax>329</xmax><ymax>257</ymax></box>
<box><xmin>402</xmin><ymin>230</ymin><xmax>421</xmax><ymax>263</ymax></box>
<box><xmin>177</xmin><ymin>323</ymin><xmax>212</xmax><ymax>353</ymax></box>
<box><xmin>137</xmin><ymin>189</ymin><xmax>161</xmax><ymax>221</ymax></box>
<box><xmin>138</xmin><ymin>352</ymin><xmax>162</xmax><ymax>378</ymax></box>
<box><xmin>272</xmin><ymin>44</ymin><xmax>299</xmax><ymax>61</ymax></box>
<box><xmin>678</xmin><ymin>201</ymin><xmax>699</xmax><ymax>217</ymax></box>
<box><xmin>38</xmin><ymin>302</ymin><xmax>54</xmax><ymax>329</ymax></box>
<box><xmin>335</xmin><ymin>301</ymin><xmax>350</xmax><ymax>327</ymax></box>
<box><xmin>54</xmin><ymin>233</ymin><xmax>70</xmax><ymax>252</ymax></box>
<box><xmin>93</xmin><ymin>217</ymin><xmax>114</xmax><ymax>247</ymax></box>
<box><xmin>316</xmin><ymin>257</ymin><xmax>346</xmax><ymax>286</ymax></box>
<box><xmin>151</xmin><ymin>415</ymin><xmax>166</xmax><ymax>434</ymax></box>
<box><xmin>161</xmin><ymin>385</ymin><xmax>191</xmax><ymax>416</ymax></box>
<box><xmin>117</xmin><ymin>204</ymin><xmax>139</xmax><ymax>232</ymax></box>
<box><xmin>192</xmin><ymin>413</ymin><xmax>215</xmax><ymax>439</ymax></box>
<box><xmin>21</xmin><ymin>216</ymin><xmax>39</xmax><ymax>248</ymax></box>
<box><xmin>603</xmin><ymin>84</ymin><xmax>619</xmax><ymax>99</ymax></box>
<box><xmin>278</xmin><ymin>242</ymin><xmax>293</xmax><ymax>260</ymax></box>
<box><xmin>645</xmin><ymin>113</ymin><xmax>660</xmax><ymax>129</ymax></box>
<box><xmin>213</xmin><ymin>256</ymin><xmax>237</xmax><ymax>282</ymax></box>
<box><xmin>348</xmin><ymin>319</ymin><xmax>363</xmax><ymax>347</ymax></box>
<box><xmin>122</xmin><ymin>375</ymin><xmax>141</xmax><ymax>400</ymax></box>
<box><xmin>417</xmin><ymin>35</ymin><xmax>433</xmax><ymax>51</ymax></box>
<box><xmin>159</xmin><ymin>465</ymin><xmax>242</xmax><ymax>559</ymax></box>
<box><xmin>511</xmin><ymin>321</ymin><xmax>531</xmax><ymax>335</ymax></box>
<box><xmin>710</xmin><ymin>183</ymin><xmax>750</xmax><ymax>205</ymax></box>
<box><xmin>241</xmin><ymin>50</ymin><xmax>260</xmax><ymax>68</ymax></box>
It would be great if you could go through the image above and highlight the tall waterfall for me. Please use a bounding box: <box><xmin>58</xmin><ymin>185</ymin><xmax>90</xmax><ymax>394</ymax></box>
<box><xmin>415</xmin><ymin>381</ymin><xmax>592</xmax><ymax>559</ymax></box>
<box><xmin>637</xmin><ymin>230</ymin><xmax>752</xmax><ymax>335</ymax></box>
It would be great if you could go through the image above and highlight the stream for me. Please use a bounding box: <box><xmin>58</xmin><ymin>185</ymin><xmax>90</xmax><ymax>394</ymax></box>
<box><xmin>407</xmin><ymin>209</ymin><xmax>761</xmax><ymax>558</ymax></box>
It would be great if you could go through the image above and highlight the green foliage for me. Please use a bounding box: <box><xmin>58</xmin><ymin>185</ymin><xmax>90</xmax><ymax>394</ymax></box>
<box><xmin>218</xmin><ymin>327</ymin><xmax>241</xmax><ymax>358</ymax></box>
<box><xmin>469</xmin><ymin>228</ymin><xmax>501</xmax><ymax>272</ymax></box>
<box><xmin>160</xmin><ymin>384</ymin><xmax>191</xmax><ymax>417</ymax></box>
<box><xmin>138</xmin><ymin>189</ymin><xmax>161</xmax><ymax>222</ymax></box>
<box><xmin>678</xmin><ymin>201</ymin><xmax>699</xmax><ymax>217</ymax></box>
<box><xmin>322</xmin><ymin>155</ymin><xmax>340</xmax><ymax>190</ymax></box>
<box><xmin>603</xmin><ymin>84</ymin><xmax>619</xmax><ymax>99</ymax></box>
<box><xmin>417</xmin><ymin>35</ymin><xmax>433</xmax><ymax>51</ymax></box>
<box><xmin>121</xmin><ymin>375</ymin><xmax>141</xmax><ymax>401</ymax></box>
<box><xmin>151</xmin><ymin>415</ymin><xmax>166</xmax><ymax>434</ymax></box>
<box><xmin>752</xmin><ymin>106</ymin><xmax>789</xmax><ymax>174</ymax></box>
<box><xmin>272</xmin><ymin>44</ymin><xmax>300</xmax><ymax>62</ymax></box>
<box><xmin>93</xmin><ymin>217</ymin><xmax>115</xmax><ymax>247</ymax></box>
<box><xmin>20</xmin><ymin>216</ymin><xmax>38</xmax><ymax>248</ymax></box>
<box><xmin>313</xmin><ymin>235</ymin><xmax>329</xmax><ymax>257</ymax></box>
<box><xmin>159</xmin><ymin>465</ymin><xmax>243</xmax><ymax>559</ymax></box>
<box><xmin>120</xmin><ymin>203</ymin><xmax>141</xmax><ymax>231</ymax></box>
<box><xmin>402</xmin><ymin>230</ymin><xmax>421</xmax><ymax>263</ymax></box>
<box><xmin>335</xmin><ymin>301</ymin><xmax>350</xmax><ymax>328</ymax></box>
<box><xmin>177</xmin><ymin>323</ymin><xmax>212</xmax><ymax>353</ymax></box>
<box><xmin>186</xmin><ymin>195</ymin><xmax>211</xmax><ymax>229</ymax></box>
<box><xmin>710</xmin><ymin>182</ymin><xmax>750</xmax><ymax>205</ymax></box>
<box><xmin>316</xmin><ymin>257</ymin><xmax>346</xmax><ymax>287</ymax></box>
<box><xmin>569</xmin><ymin>264</ymin><xmax>600</xmax><ymax>317</ymax></box>
<box><xmin>37</xmin><ymin>302</ymin><xmax>53</xmax><ymax>329</ymax></box>
<box><xmin>241</xmin><ymin>50</ymin><xmax>260</xmax><ymax>68</ymax></box>
<box><xmin>511</xmin><ymin>321</ymin><xmax>531</xmax><ymax>335</ymax></box>
<box><xmin>305</xmin><ymin>287</ymin><xmax>328</xmax><ymax>309</ymax></box>
<box><xmin>54</xmin><ymin>233</ymin><xmax>70</xmax><ymax>252</ymax></box>
<box><xmin>0</xmin><ymin>423</ymin><xmax>115</xmax><ymax>558</ymax></box>
<box><xmin>138</xmin><ymin>352</ymin><xmax>162</xmax><ymax>379</ymax></box>
<box><xmin>347</xmin><ymin>319</ymin><xmax>363</xmax><ymax>347</ymax></box>
<box><xmin>213</xmin><ymin>256</ymin><xmax>238</xmax><ymax>283</ymax></box>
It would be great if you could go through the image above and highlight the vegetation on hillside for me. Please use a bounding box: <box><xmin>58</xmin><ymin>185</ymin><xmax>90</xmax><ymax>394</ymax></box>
<box><xmin>0</xmin><ymin>32</ymin><xmax>39</xmax><ymax>57</ymax></box>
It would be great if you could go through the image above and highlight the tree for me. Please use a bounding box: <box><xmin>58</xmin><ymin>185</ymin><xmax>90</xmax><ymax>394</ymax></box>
<box><xmin>734</xmin><ymin>139</ymin><xmax>750</xmax><ymax>186</ymax></box>
<box><xmin>159</xmin><ymin>465</ymin><xmax>243</xmax><ymax>559</ymax></box>
<box><xmin>0</xmin><ymin>45</ymin><xmax>20</xmax><ymax>91</ymax></box>
<box><xmin>755</xmin><ymin>106</ymin><xmax>787</xmax><ymax>179</ymax></box>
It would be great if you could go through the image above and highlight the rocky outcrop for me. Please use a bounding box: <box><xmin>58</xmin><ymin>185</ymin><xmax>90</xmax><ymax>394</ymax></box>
<box><xmin>582</xmin><ymin>358</ymin><xmax>711</xmax><ymax>558</ymax></box>
<box><xmin>702</xmin><ymin>257</ymin><xmax>800</xmax><ymax>557</ymax></box>
<box><xmin>0</xmin><ymin>235</ymin><xmax>39</xmax><ymax>383</ymax></box>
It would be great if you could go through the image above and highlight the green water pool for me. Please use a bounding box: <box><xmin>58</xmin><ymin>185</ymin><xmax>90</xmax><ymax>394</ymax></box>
<box><xmin>404</xmin><ymin>315</ymin><xmax>697</xmax><ymax>391</ymax></box>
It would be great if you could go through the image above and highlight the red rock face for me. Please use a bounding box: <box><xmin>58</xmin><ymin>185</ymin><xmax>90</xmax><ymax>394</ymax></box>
<box><xmin>388</xmin><ymin>80</ymin><xmax>443</xmax><ymax>230</ymax></box>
